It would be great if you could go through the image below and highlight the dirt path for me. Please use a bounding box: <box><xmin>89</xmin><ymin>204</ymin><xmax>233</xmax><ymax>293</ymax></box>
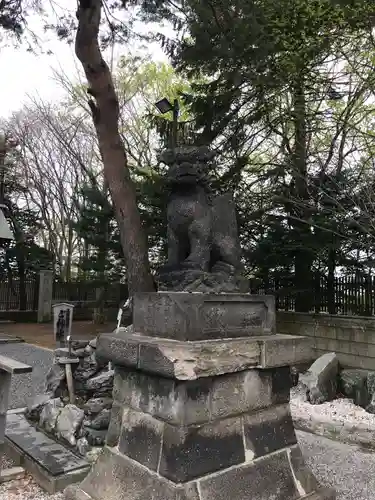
<box><xmin>0</xmin><ymin>321</ymin><xmax>116</xmax><ymax>349</ymax></box>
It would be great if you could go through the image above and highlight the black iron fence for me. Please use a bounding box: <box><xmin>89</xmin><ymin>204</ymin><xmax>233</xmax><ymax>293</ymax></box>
<box><xmin>0</xmin><ymin>279</ymin><xmax>39</xmax><ymax>311</ymax></box>
<box><xmin>53</xmin><ymin>280</ymin><xmax>128</xmax><ymax>306</ymax></box>
<box><xmin>251</xmin><ymin>274</ymin><xmax>375</xmax><ymax>316</ymax></box>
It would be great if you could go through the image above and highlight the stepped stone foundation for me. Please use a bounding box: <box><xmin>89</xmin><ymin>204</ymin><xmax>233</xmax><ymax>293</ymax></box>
<box><xmin>65</xmin><ymin>292</ymin><xmax>336</xmax><ymax>500</ymax></box>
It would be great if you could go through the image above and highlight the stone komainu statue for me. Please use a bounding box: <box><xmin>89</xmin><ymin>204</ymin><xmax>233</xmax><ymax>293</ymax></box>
<box><xmin>157</xmin><ymin>146</ymin><xmax>248</xmax><ymax>292</ymax></box>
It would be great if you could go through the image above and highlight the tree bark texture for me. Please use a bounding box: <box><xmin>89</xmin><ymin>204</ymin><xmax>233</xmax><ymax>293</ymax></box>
<box><xmin>75</xmin><ymin>0</ymin><xmax>155</xmax><ymax>297</ymax></box>
<box><xmin>291</xmin><ymin>76</ymin><xmax>313</xmax><ymax>313</ymax></box>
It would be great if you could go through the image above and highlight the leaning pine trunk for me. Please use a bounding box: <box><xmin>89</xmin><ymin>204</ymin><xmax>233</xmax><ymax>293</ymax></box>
<box><xmin>75</xmin><ymin>0</ymin><xmax>155</xmax><ymax>297</ymax></box>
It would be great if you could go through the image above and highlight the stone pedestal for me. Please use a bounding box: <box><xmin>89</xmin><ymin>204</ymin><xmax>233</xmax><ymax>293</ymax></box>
<box><xmin>65</xmin><ymin>293</ymin><xmax>335</xmax><ymax>500</ymax></box>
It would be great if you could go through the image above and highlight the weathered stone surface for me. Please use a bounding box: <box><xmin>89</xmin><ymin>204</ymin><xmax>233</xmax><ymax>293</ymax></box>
<box><xmin>159</xmin><ymin>417</ymin><xmax>244</xmax><ymax>482</ymax></box>
<box><xmin>211</xmin><ymin>370</ymin><xmax>272</xmax><ymax>419</ymax></box>
<box><xmin>98</xmin><ymin>331</ymin><xmax>311</xmax><ymax>379</ymax></box>
<box><xmin>270</xmin><ymin>366</ymin><xmax>293</xmax><ymax>404</ymax></box>
<box><xmin>54</xmin><ymin>348</ymin><xmax>70</xmax><ymax>359</ymax></box>
<box><xmin>73</xmin><ymin>354</ymin><xmax>100</xmax><ymax>383</ymax></box>
<box><xmin>76</xmin><ymin>437</ymin><xmax>91</xmax><ymax>456</ymax></box>
<box><xmin>82</xmin><ymin>427</ymin><xmax>107</xmax><ymax>446</ymax></box>
<box><xmin>367</xmin><ymin>371</ymin><xmax>375</xmax><ymax>395</ymax></box>
<box><xmin>99</xmin><ymin>332</ymin><xmax>261</xmax><ymax>380</ymax></box>
<box><xmin>106</xmin><ymin>402</ymin><xmax>122</xmax><ymax>447</ymax></box>
<box><xmin>39</xmin><ymin>397</ymin><xmax>64</xmax><ymax>433</ymax></box>
<box><xmin>119</xmin><ymin>408</ymin><xmax>164</xmax><ymax>471</ymax></box>
<box><xmin>299</xmin><ymin>353</ymin><xmax>339</xmax><ymax>404</ymax></box>
<box><xmin>260</xmin><ymin>335</ymin><xmax>313</xmax><ymax>368</ymax></box>
<box><xmin>113</xmin><ymin>368</ymin><xmax>211</xmax><ymax>425</ymax></box>
<box><xmin>26</xmin><ymin>393</ymin><xmax>52</xmax><ymax>421</ymax></box>
<box><xmin>243</xmin><ymin>404</ymin><xmax>296</xmax><ymax>459</ymax></box>
<box><xmin>72</xmin><ymin>340</ymin><xmax>90</xmax><ymax>350</ymax></box>
<box><xmin>85</xmin><ymin>370</ymin><xmax>114</xmax><ymax>394</ymax></box>
<box><xmin>366</xmin><ymin>372</ymin><xmax>375</xmax><ymax>413</ymax></box>
<box><xmin>113</xmin><ymin>367</ymin><xmax>275</xmax><ymax>425</ymax></box>
<box><xmin>85</xmin><ymin>447</ymin><xmax>103</xmax><ymax>464</ymax></box>
<box><xmin>288</xmin><ymin>446</ymin><xmax>320</xmax><ymax>495</ymax></box>
<box><xmin>45</xmin><ymin>363</ymin><xmax>66</xmax><ymax>395</ymax></box>
<box><xmin>86</xmin><ymin>409</ymin><xmax>111</xmax><ymax>430</ymax></box>
<box><xmin>56</xmin><ymin>404</ymin><xmax>85</xmax><ymax>446</ymax></box>
<box><xmin>198</xmin><ymin>449</ymin><xmax>298</xmax><ymax>500</ymax></box>
<box><xmin>77</xmin><ymin>447</ymin><xmax>197</xmax><ymax>500</ymax></box>
<box><xmin>133</xmin><ymin>292</ymin><xmax>275</xmax><ymax>340</ymax></box>
<box><xmin>339</xmin><ymin>369</ymin><xmax>369</xmax><ymax>408</ymax></box>
<box><xmin>157</xmin><ymin>269</ymin><xmax>249</xmax><ymax>294</ymax></box>
<box><xmin>74</xmin><ymin>348</ymin><xmax>91</xmax><ymax>359</ymax></box>
<box><xmin>156</xmin><ymin>147</ymin><xmax>246</xmax><ymax>294</ymax></box>
<box><xmin>89</xmin><ymin>338</ymin><xmax>97</xmax><ymax>349</ymax></box>
<box><xmin>84</xmin><ymin>397</ymin><xmax>113</xmax><ymax>415</ymax></box>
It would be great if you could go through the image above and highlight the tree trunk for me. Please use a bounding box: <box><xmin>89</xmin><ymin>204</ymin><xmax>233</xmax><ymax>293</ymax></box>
<box><xmin>327</xmin><ymin>246</ymin><xmax>336</xmax><ymax>314</ymax></box>
<box><xmin>291</xmin><ymin>75</ymin><xmax>313</xmax><ymax>313</ymax></box>
<box><xmin>15</xmin><ymin>243</ymin><xmax>27</xmax><ymax>311</ymax></box>
<box><xmin>75</xmin><ymin>0</ymin><xmax>155</xmax><ymax>297</ymax></box>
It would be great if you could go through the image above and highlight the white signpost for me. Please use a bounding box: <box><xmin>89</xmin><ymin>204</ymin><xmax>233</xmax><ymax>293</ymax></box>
<box><xmin>52</xmin><ymin>302</ymin><xmax>74</xmax><ymax>348</ymax></box>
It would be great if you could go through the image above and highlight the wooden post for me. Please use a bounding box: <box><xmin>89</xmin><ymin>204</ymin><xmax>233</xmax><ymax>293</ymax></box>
<box><xmin>57</xmin><ymin>358</ymin><xmax>79</xmax><ymax>404</ymax></box>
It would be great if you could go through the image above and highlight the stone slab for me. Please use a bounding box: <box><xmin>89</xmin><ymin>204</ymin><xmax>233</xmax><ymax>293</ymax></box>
<box><xmin>5</xmin><ymin>413</ymin><xmax>90</xmax><ymax>493</ymax></box>
<box><xmin>243</xmin><ymin>403</ymin><xmax>297</xmax><ymax>459</ymax></box>
<box><xmin>113</xmin><ymin>367</ymin><xmax>274</xmax><ymax>425</ymax></box>
<box><xmin>97</xmin><ymin>331</ymin><xmax>312</xmax><ymax>379</ymax></box>
<box><xmin>0</xmin><ymin>335</ymin><xmax>24</xmax><ymax>344</ymax></box>
<box><xmin>64</xmin><ymin>444</ymin><xmax>332</xmax><ymax>500</ymax></box>
<box><xmin>303</xmin><ymin>489</ymin><xmax>336</xmax><ymax>500</ymax></box>
<box><xmin>0</xmin><ymin>466</ymin><xmax>25</xmax><ymax>483</ymax></box>
<box><xmin>0</xmin><ymin>355</ymin><xmax>32</xmax><ymax>374</ymax></box>
<box><xmin>132</xmin><ymin>292</ymin><xmax>276</xmax><ymax>340</ymax></box>
<box><xmin>159</xmin><ymin>416</ymin><xmax>245</xmax><ymax>482</ymax></box>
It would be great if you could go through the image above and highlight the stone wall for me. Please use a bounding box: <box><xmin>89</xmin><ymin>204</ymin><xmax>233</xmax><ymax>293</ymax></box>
<box><xmin>277</xmin><ymin>311</ymin><xmax>375</xmax><ymax>370</ymax></box>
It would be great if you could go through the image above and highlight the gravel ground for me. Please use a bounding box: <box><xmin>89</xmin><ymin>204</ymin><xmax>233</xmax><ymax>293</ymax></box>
<box><xmin>0</xmin><ymin>474</ymin><xmax>63</xmax><ymax>500</ymax></box>
<box><xmin>291</xmin><ymin>385</ymin><xmax>375</xmax><ymax>429</ymax></box>
<box><xmin>0</xmin><ymin>343</ymin><xmax>53</xmax><ymax>409</ymax></box>
<box><xmin>298</xmin><ymin>430</ymin><xmax>375</xmax><ymax>500</ymax></box>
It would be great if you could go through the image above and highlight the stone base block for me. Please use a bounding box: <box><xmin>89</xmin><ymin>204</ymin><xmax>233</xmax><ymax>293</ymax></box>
<box><xmin>64</xmin><ymin>445</ymin><xmax>335</xmax><ymax>500</ymax></box>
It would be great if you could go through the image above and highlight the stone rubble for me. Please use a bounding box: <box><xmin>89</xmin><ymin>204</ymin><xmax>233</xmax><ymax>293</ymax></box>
<box><xmin>299</xmin><ymin>352</ymin><xmax>339</xmax><ymax>404</ymax></box>
<box><xmin>295</xmin><ymin>352</ymin><xmax>375</xmax><ymax>415</ymax></box>
<box><xmin>25</xmin><ymin>337</ymin><xmax>114</xmax><ymax>460</ymax></box>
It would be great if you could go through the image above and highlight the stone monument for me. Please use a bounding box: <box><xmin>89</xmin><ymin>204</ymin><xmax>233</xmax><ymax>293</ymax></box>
<box><xmin>65</xmin><ymin>146</ymin><xmax>335</xmax><ymax>500</ymax></box>
<box><xmin>156</xmin><ymin>146</ymin><xmax>249</xmax><ymax>293</ymax></box>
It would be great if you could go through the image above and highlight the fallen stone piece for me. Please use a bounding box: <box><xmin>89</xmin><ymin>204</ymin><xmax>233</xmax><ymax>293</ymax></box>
<box><xmin>89</xmin><ymin>338</ymin><xmax>97</xmax><ymax>349</ymax></box>
<box><xmin>73</xmin><ymin>354</ymin><xmax>101</xmax><ymax>383</ymax></box>
<box><xmin>39</xmin><ymin>397</ymin><xmax>64</xmax><ymax>433</ymax></box>
<box><xmin>82</xmin><ymin>427</ymin><xmax>107</xmax><ymax>446</ymax></box>
<box><xmin>85</xmin><ymin>370</ymin><xmax>114</xmax><ymax>393</ymax></box>
<box><xmin>45</xmin><ymin>363</ymin><xmax>66</xmax><ymax>395</ymax></box>
<box><xmin>339</xmin><ymin>369</ymin><xmax>369</xmax><ymax>408</ymax></box>
<box><xmin>299</xmin><ymin>353</ymin><xmax>339</xmax><ymax>404</ymax></box>
<box><xmin>366</xmin><ymin>372</ymin><xmax>375</xmax><ymax>413</ymax></box>
<box><xmin>85</xmin><ymin>409</ymin><xmax>111</xmax><ymax>430</ymax></box>
<box><xmin>0</xmin><ymin>466</ymin><xmax>25</xmax><ymax>483</ymax></box>
<box><xmin>77</xmin><ymin>437</ymin><xmax>91</xmax><ymax>456</ymax></box>
<box><xmin>84</xmin><ymin>397</ymin><xmax>113</xmax><ymax>415</ymax></box>
<box><xmin>72</xmin><ymin>340</ymin><xmax>90</xmax><ymax>350</ymax></box>
<box><xmin>6</xmin><ymin>413</ymin><xmax>90</xmax><ymax>494</ymax></box>
<box><xmin>74</xmin><ymin>348</ymin><xmax>91</xmax><ymax>358</ymax></box>
<box><xmin>56</xmin><ymin>404</ymin><xmax>85</xmax><ymax>446</ymax></box>
<box><xmin>85</xmin><ymin>447</ymin><xmax>103</xmax><ymax>464</ymax></box>
<box><xmin>26</xmin><ymin>393</ymin><xmax>52</xmax><ymax>421</ymax></box>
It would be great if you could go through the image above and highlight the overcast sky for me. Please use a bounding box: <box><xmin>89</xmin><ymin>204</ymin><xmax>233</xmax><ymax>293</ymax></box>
<box><xmin>0</xmin><ymin>1</ymin><xmax>168</xmax><ymax>118</ymax></box>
